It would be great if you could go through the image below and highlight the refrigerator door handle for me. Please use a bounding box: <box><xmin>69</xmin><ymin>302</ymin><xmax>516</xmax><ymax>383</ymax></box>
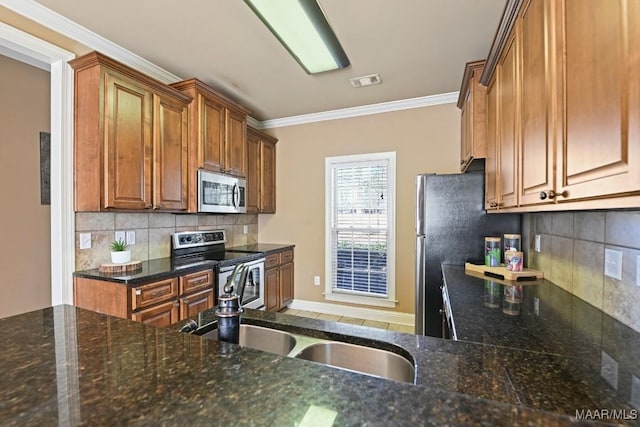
<box><xmin>415</xmin><ymin>235</ymin><xmax>426</xmax><ymax>335</ymax></box>
<box><xmin>416</xmin><ymin>175</ymin><xmax>426</xmax><ymax>236</ymax></box>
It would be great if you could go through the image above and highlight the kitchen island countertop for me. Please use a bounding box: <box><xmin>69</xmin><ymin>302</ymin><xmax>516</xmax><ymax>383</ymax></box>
<box><xmin>1</xmin><ymin>302</ymin><xmax>634</xmax><ymax>425</ymax></box>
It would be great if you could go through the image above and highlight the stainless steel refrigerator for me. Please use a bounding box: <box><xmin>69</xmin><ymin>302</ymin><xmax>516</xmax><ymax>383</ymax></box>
<box><xmin>415</xmin><ymin>171</ymin><xmax>521</xmax><ymax>337</ymax></box>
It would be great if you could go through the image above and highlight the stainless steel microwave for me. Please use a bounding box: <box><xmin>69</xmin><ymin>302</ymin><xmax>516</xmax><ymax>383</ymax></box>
<box><xmin>197</xmin><ymin>170</ymin><xmax>247</xmax><ymax>214</ymax></box>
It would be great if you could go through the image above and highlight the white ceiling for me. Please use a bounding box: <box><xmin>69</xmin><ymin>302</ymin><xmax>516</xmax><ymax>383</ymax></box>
<box><xmin>34</xmin><ymin>0</ymin><xmax>506</xmax><ymax>121</ymax></box>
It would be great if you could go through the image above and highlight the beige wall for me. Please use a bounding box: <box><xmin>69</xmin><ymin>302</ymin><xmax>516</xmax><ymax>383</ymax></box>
<box><xmin>259</xmin><ymin>104</ymin><xmax>461</xmax><ymax>314</ymax></box>
<box><xmin>0</xmin><ymin>55</ymin><xmax>52</xmax><ymax>317</ymax></box>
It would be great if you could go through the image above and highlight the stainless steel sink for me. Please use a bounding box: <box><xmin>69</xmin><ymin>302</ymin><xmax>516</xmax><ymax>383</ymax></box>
<box><xmin>293</xmin><ymin>341</ymin><xmax>415</xmax><ymax>383</ymax></box>
<box><xmin>200</xmin><ymin>324</ymin><xmax>297</xmax><ymax>356</ymax></box>
<box><xmin>198</xmin><ymin>323</ymin><xmax>415</xmax><ymax>383</ymax></box>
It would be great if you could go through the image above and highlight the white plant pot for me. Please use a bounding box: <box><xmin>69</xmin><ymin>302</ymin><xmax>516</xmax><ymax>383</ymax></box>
<box><xmin>111</xmin><ymin>250</ymin><xmax>131</xmax><ymax>264</ymax></box>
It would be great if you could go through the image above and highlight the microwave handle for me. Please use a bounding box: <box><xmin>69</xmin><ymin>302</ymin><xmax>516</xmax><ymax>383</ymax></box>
<box><xmin>232</xmin><ymin>183</ymin><xmax>239</xmax><ymax>208</ymax></box>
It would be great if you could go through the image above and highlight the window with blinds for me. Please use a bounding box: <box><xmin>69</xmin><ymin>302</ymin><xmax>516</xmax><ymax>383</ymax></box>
<box><xmin>325</xmin><ymin>152</ymin><xmax>396</xmax><ymax>306</ymax></box>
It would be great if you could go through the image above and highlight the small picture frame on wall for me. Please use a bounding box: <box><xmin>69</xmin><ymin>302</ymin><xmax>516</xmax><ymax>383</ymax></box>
<box><xmin>40</xmin><ymin>131</ymin><xmax>50</xmax><ymax>205</ymax></box>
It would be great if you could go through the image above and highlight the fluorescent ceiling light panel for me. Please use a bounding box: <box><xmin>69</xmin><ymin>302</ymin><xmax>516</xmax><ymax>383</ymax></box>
<box><xmin>245</xmin><ymin>0</ymin><xmax>350</xmax><ymax>74</ymax></box>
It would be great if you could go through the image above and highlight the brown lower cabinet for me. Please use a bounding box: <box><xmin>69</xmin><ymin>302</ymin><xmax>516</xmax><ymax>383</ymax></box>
<box><xmin>264</xmin><ymin>249</ymin><xmax>294</xmax><ymax>312</ymax></box>
<box><xmin>74</xmin><ymin>269</ymin><xmax>215</xmax><ymax>326</ymax></box>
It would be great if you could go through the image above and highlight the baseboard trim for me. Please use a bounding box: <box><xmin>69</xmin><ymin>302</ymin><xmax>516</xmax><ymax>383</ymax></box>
<box><xmin>288</xmin><ymin>299</ymin><xmax>415</xmax><ymax>326</ymax></box>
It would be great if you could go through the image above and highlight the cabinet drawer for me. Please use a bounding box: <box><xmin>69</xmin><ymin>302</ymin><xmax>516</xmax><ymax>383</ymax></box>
<box><xmin>280</xmin><ymin>250</ymin><xmax>293</xmax><ymax>264</ymax></box>
<box><xmin>180</xmin><ymin>269</ymin><xmax>213</xmax><ymax>295</ymax></box>
<box><xmin>265</xmin><ymin>253</ymin><xmax>280</xmax><ymax>269</ymax></box>
<box><xmin>131</xmin><ymin>278</ymin><xmax>179</xmax><ymax>310</ymax></box>
<box><xmin>180</xmin><ymin>288</ymin><xmax>214</xmax><ymax>319</ymax></box>
<box><xmin>131</xmin><ymin>300</ymin><xmax>179</xmax><ymax>327</ymax></box>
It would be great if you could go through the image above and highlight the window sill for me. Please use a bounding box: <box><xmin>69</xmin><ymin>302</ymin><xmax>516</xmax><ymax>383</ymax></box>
<box><xmin>324</xmin><ymin>292</ymin><xmax>397</xmax><ymax>308</ymax></box>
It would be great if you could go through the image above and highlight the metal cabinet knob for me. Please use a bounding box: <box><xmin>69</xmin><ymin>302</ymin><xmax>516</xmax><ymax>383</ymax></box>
<box><xmin>489</xmin><ymin>201</ymin><xmax>498</xmax><ymax>208</ymax></box>
<box><xmin>540</xmin><ymin>190</ymin><xmax>568</xmax><ymax>200</ymax></box>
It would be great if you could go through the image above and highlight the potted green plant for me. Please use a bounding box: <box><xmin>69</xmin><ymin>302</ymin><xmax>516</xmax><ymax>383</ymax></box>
<box><xmin>110</xmin><ymin>239</ymin><xmax>131</xmax><ymax>264</ymax></box>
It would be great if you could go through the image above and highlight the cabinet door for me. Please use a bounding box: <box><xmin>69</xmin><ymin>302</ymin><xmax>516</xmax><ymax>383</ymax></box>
<box><xmin>265</xmin><ymin>267</ymin><xmax>280</xmax><ymax>312</ymax></box>
<box><xmin>261</xmin><ymin>140</ymin><xmax>276</xmax><ymax>213</ymax></box>
<box><xmin>180</xmin><ymin>288</ymin><xmax>214</xmax><ymax>320</ymax></box>
<box><xmin>104</xmin><ymin>71</ymin><xmax>153</xmax><ymax>209</ymax></box>
<box><xmin>246</xmin><ymin>131</ymin><xmax>261</xmax><ymax>213</ymax></box>
<box><xmin>225</xmin><ymin>109</ymin><xmax>247</xmax><ymax>177</ymax></box>
<box><xmin>460</xmin><ymin>91</ymin><xmax>472</xmax><ymax>170</ymax></box>
<box><xmin>132</xmin><ymin>300</ymin><xmax>180</xmax><ymax>327</ymax></box>
<box><xmin>200</xmin><ymin>96</ymin><xmax>226</xmax><ymax>173</ymax></box>
<box><xmin>497</xmin><ymin>33</ymin><xmax>519</xmax><ymax>208</ymax></box>
<box><xmin>280</xmin><ymin>262</ymin><xmax>294</xmax><ymax>309</ymax></box>
<box><xmin>153</xmin><ymin>94</ymin><xmax>189</xmax><ymax>210</ymax></box>
<box><xmin>556</xmin><ymin>0</ymin><xmax>640</xmax><ymax>200</ymax></box>
<box><xmin>485</xmin><ymin>78</ymin><xmax>498</xmax><ymax>210</ymax></box>
<box><xmin>519</xmin><ymin>0</ymin><xmax>554</xmax><ymax>206</ymax></box>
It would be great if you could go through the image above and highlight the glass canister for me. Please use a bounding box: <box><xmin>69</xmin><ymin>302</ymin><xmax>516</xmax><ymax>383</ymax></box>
<box><xmin>503</xmin><ymin>233</ymin><xmax>521</xmax><ymax>266</ymax></box>
<box><xmin>485</xmin><ymin>237</ymin><xmax>501</xmax><ymax>267</ymax></box>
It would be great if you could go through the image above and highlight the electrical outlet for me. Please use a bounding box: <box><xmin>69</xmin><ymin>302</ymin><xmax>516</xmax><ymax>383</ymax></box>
<box><xmin>79</xmin><ymin>233</ymin><xmax>91</xmax><ymax>249</ymax></box>
<box><xmin>604</xmin><ymin>248</ymin><xmax>623</xmax><ymax>280</ymax></box>
<box><xmin>115</xmin><ymin>231</ymin><xmax>125</xmax><ymax>243</ymax></box>
<box><xmin>243</xmin><ymin>225</ymin><xmax>248</xmax><ymax>235</ymax></box>
<box><xmin>534</xmin><ymin>235</ymin><xmax>541</xmax><ymax>252</ymax></box>
<box><xmin>126</xmin><ymin>231</ymin><xmax>136</xmax><ymax>245</ymax></box>
<box><xmin>314</xmin><ymin>276</ymin><xmax>321</xmax><ymax>286</ymax></box>
<box><xmin>600</xmin><ymin>351</ymin><xmax>619</xmax><ymax>390</ymax></box>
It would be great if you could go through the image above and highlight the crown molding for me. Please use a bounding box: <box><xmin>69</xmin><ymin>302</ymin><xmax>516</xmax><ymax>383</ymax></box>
<box><xmin>258</xmin><ymin>91</ymin><xmax>459</xmax><ymax>129</ymax></box>
<box><xmin>246</xmin><ymin>116</ymin><xmax>262</xmax><ymax>130</ymax></box>
<box><xmin>0</xmin><ymin>0</ymin><xmax>181</xmax><ymax>83</ymax></box>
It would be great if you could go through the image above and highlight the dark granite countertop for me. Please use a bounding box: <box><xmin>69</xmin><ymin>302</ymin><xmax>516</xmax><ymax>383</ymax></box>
<box><xmin>227</xmin><ymin>243</ymin><xmax>295</xmax><ymax>256</ymax></box>
<box><xmin>72</xmin><ymin>257</ymin><xmax>220</xmax><ymax>286</ymax></box>
<box><xmin>2</xmin><ymin>305</ymin><xmax>615</xmax><ymax>426</ymax></box>
<box><xmin>442</xmin><ymin>263</ymin><xmax>640</xmax><ymax>422</ymax></box>
<box><xmin>73</xmin><ymin>244</ymin><xmax>294</xmax><ymax>286</ymax></box>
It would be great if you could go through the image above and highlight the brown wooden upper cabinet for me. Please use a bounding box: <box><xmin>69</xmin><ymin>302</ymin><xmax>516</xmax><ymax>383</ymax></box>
<box><xmin>457</xmin><ymin>60</ymin><xmax>487</xmax><ymax>172</ymax></box>
<box><xmin>170</xmin><ymin>79</ymin><xmax>250</xmax><ymax>211</ymax></box>
<box><xmin>485</xmin><ymin>78</ymin><xmax>499</xmax><ymax>210</ymax></box>
<box><xmin>70</xmin><ymin>52</ymin><xmax>190</xmax><ymax>212</ymax></box>
<box><xmin>480</xmin><ymin>0</ymin><xmax>640</xmax><ymax>212</ymax></box>
<box><xmin>246</xmin><ymin>127</ymin><xmax>277</xmax><ymax>214</ymax></box>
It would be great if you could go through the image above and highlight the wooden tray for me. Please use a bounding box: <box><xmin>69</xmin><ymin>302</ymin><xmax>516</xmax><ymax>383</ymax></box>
<box><xmin>464</xmin><ymin>262</ymin><xmax>544</xmax><ymax>282</ymax></box>
<box><xmin>99</xmin><ymin>260</ymin><xmax>142</xmax><ymax>274</ymax></box>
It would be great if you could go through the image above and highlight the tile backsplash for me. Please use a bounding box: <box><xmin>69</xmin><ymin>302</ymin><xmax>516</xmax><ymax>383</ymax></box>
<box><xmin>523</xmin><ymin>210</ymin><xmax>640</xmax><ymax>333</ymax></box>
<box><xmin>75</xmin><ymin>212</ymin><xmax>258</xmax><ymax>270</ymax></box>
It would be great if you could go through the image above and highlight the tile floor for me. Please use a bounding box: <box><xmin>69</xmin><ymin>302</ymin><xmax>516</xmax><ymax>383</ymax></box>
<box><xmin>282</xmin><ymin>308</ymin><xmax>414</xmax><ymax>334</ymax></box>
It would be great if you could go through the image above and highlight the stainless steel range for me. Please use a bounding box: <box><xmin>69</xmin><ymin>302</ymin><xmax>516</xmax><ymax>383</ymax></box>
<box><xmin>171</xmin><ymin>230</ymin><xmax>265</xmax><ymax>310</ymax></box>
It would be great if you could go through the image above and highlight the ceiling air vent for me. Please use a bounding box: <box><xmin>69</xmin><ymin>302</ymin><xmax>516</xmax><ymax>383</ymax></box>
<box><xmin>349</xmin><ymin>73</ymin><xmax>382</xmax><ymax>88</ymax></box>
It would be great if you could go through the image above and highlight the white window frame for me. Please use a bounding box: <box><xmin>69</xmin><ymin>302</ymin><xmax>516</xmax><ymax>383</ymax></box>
<box><xmin>324</xmin><ymin>152</ymin><xmax>396</xmax><ymax>308</ymax></box>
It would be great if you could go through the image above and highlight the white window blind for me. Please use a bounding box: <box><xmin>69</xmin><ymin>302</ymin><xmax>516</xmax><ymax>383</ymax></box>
<box><xmin>326</xmin><ymin>153</ymin><xmax>395</xmax><ymax>304</ymax></box>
